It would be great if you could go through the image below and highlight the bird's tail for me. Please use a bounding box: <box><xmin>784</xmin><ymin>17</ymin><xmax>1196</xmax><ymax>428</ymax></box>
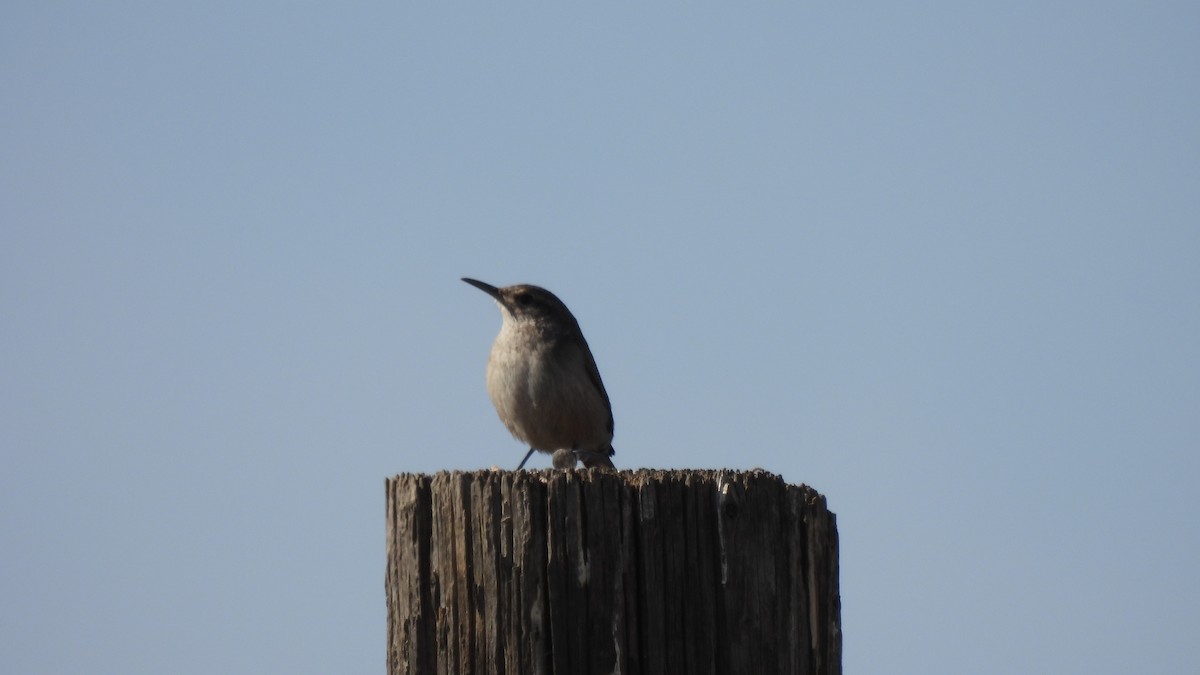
<box><xmin>579</xmin><ymin>444</ymin><xmax>616</xmax><ymax>469</ymax></box>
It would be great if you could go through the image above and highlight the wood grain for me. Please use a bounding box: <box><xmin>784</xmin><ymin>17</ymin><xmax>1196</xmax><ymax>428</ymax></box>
<box><xmin>386</xmin><ymin>470</ymin><xmax>840</xmax><ymax>675</ymax></box>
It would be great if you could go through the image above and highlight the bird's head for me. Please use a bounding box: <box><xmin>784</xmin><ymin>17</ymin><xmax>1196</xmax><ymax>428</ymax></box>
<box><xmin>462</xmin><ymin>278</ymin><xmax>581</xmax><ymax>333</ymax></box>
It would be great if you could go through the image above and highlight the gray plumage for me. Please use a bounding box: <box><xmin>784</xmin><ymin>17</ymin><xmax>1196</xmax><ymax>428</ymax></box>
<box><xmin>462</xmin><ymin>278</ymin><xmax>616</xmax><ymax>470</ymax></box>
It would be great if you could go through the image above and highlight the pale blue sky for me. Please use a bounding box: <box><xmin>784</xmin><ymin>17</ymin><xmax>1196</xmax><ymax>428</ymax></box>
<box><xmin>3</xmin><ymin>3</ymin><xmax>1198</xmax><ymax>673</ymax></box>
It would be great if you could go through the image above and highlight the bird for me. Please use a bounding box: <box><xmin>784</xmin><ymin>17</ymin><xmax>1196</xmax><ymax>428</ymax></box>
<box><xmin>462</xmin><ymin>278</ymin><xmax>616</xmax><ymax>470</ymax></box>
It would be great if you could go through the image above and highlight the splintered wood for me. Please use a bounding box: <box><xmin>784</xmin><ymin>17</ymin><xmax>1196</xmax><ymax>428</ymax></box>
<box><xmin>386</xmin><ymin>469</ymin><xmax>840</xmax><ymax>675</ymax></box>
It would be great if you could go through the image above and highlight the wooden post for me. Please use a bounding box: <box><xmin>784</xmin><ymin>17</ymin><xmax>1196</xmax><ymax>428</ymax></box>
<box><xmin>386</xmin><ymin>469</ymin><xmax>840</xmax><ymax>675</ymax></box>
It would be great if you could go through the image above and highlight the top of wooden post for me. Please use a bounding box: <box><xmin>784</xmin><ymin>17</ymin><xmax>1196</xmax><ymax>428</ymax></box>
<box><xmin>386</xmin><ymin>468</ymin><xmax>840</xmax><ymax>675</ymax></box>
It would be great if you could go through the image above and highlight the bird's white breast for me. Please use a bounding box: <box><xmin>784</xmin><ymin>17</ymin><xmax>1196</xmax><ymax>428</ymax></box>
<box><xmin>485</xmin><ymin>318</ymin><xmax>610</xmax><ymax>452</ymax></box>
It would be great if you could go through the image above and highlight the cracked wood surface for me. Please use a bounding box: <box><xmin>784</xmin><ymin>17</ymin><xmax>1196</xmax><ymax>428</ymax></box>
<box><xmin>386</xmin><ymin>469</ymin><xmax>840</xmax><ymax>675</ymax></box>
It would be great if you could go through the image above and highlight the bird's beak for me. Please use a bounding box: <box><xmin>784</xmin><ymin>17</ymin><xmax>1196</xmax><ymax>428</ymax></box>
<box><xmin>462</xmin><ymin>278</ymin><xmax>501</xmax><ymax>300</ymax></box>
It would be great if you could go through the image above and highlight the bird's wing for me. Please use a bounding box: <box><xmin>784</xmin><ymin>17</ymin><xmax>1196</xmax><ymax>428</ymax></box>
<box><xmin>555</xmin><ymin>334</ymin><xmax>614</xmax><ymax>438</ymax></box>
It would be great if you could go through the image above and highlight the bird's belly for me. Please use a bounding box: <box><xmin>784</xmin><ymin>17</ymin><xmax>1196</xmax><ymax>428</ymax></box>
<box><xmin>486</xmin><ymin>348</ymin><xmax>610</xmax><ymax>452</ymax></box>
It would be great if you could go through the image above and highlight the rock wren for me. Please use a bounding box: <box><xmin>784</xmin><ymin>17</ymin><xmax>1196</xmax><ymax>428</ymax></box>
<box><xmin>462</xmin><ymin>278</ymin><xmax>616</xmax><ymax>470</ymax></box>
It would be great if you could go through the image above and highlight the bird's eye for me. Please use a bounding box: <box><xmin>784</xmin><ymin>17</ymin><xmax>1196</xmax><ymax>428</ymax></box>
<box><xmin>515</xmin><ymin>292</ymin><xmax>533</xmax><ymax>306</ymax></box>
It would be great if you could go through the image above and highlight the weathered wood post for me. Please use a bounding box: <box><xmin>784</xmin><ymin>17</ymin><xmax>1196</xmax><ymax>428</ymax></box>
<box><xmin>386</xmin><ymin>469</ymin><xmax>840</xmax><ymax>675</ymax></box>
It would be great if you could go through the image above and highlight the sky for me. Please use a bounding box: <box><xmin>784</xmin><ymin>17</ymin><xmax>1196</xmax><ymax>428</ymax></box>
<box><xmin>2</xmin><ymin>3</ymin><xmax>1198</xmax><ymax>673</ymax></box>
